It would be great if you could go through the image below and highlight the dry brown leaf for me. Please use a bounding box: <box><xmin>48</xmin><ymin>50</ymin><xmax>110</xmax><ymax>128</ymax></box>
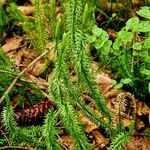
<box><xmin>2</xmin><ymin>36</ymin><xmax>23</xmax><ymax>53</ymax></box>
<box><xmin>79</xmin><ymin>113</ymin><xmax>98</xmax><ymax>133</ymax></box>
<box><xmin>93</xmin><ymin>130</ymin><xmax>109</xmax><ymax>149</ymax></box>
<box><xmin>135</xmin><ymin>119</ymin><xmax>145</xmax><ymax>131</ymax></box>
<box><xmin>124</xmin><ymin>135</ymin><xmax>150</xmax><ymax>150</ymax></box>
<box><xmin>15</xmin><ymin>50</ymin><xmax>24</xmax><ymax>66</ymax></box>
<box><xmin>0</xmin><ymin>0</ymin><xmax>6</xmax><ymax>6</ymax></box>
<box><xmin>96</xmin><ymin>73</ymin><xmax>113</xmax><ymax>93</ymax></box>
<box><xmin>28</xmin><ymin>74</ymin><xmax>48</xmax><ymax>89</ymax></box>
<box><xmin>58</xmin><ymin>135</ymin><xmax>73</xmax><ymax>150</ymax></box>
<box><xmin>27</xmin><ymin>59</ymin><xmax>45</xmax><ymax>76</ymax></box>
<box><xmin>136</xmin><ymin>101</ymin><xmax>150</xmax><ymax>116</ymax></box>
<box><xmin>17</xmin><ymin>6</ymin><xmax>34</xmax><ymax>16</ymax></box>
<box><xmin>107</xmin><ymin>28</ymin><xmax>117</xmax><ymax>40</ymax></box>
<box><xmin>122</xmin><ymin>118</ymin><xmax>134</xmax><ymax>128</ymax></box>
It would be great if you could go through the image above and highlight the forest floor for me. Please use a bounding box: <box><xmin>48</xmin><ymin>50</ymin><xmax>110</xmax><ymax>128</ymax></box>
<box><xmin>0</xmin><ymin>0</ymin><xmax>150</xmax><ymax>150</ymax></box>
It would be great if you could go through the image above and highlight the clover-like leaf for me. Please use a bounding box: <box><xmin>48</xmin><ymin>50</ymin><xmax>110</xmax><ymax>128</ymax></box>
<box><xmin>87</xmin><ymin>34</ymin><xmax>96</xmax><ymax>43</ymax></box>
<box><xmin>137</xmin><ymin>6</ymin><xmax>150</xmax><ymax>19</ymax></box>
<box><xmin>125</xmin><ymin>17</ymin><xmax>139</xmax><ymax>31</ymax></box>
<box><xmin>132</xmin><ymin>42</ymin><xmax>142</xmax><ymax>50</ymax></box>
<box><xmin>140</xmin><ymin>69</ymin><xmax>150</xmax><ymax>76</ymax></box>
<box><xmin>144</xmin><ymin>37</ymin><xmax>150</xmax><ymax>48</ymax></box>
<box><xmin>94</xmin><ymin>38</ymin><xmax>105</xmax><ymax>49</ymax></box>
<box><xmin>118</xmin><ymin>30</ymin><xmax>133</xmax><ymax>42</ymax></box>
<box><xmin>120</xmin><ymin>78</ymin><xmax>132</xmax><ymax>84</ymax></box>
<box><xmin>92</xmin><ymin>25</ymin><xmax>103</xmax><ymax>36</ymax></box>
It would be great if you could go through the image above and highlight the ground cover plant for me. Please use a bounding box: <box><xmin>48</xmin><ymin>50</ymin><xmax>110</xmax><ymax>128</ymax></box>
<box><xmin>0</xmin><ymin>0</ymin><xmax>150</xmax><ymax>149</ymax></box>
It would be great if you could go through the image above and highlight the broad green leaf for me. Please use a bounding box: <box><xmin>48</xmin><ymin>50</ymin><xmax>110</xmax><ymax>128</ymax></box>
<box><xmin>144</xmin><ymin>56</ymin><xmax>150</xmax><ymax>63</ymax></box>
<box><xmin>112</xmin><ymin>80</ymin><xmax>117</xmax><ymax>86</ymax></box>
<box><xmin>148</xmin><ymin>82</ymin><xmax>150</xmax><ymax>93</ymax></box>
<box><xmin>133</xmin><ymin>51</ymin><xmax>140</xmax><ymax>56</ymax></box>
<box><xmin>118</xmin><ymin>30</ymin><xmax>133</xmax><ymax>43</ymax></box>
<box><xmin>113</xmin><ymin>38</ymin><xmax>122</xmax><ymax>50</ymax></box>
<box><xmin>140</xmin><ymin>69</ymin><xmax>150</xmax><ymax>76</ymax></box>
<box><xmin>125</xmin><ymin>17</ymin><xmax>139</xmax><ymax>31</ymax></box>
<box><xmin>94</xmin><ymin>38</ymin><xmax>105</xmax><ymax>49</ymax></box>
<box><xmin>139</xmin><ymin>21</ymin><xmax>150</xmax><ymax>32</ymax></box>
<box><xmin>101</xmin><ymin>40</ymin><xmax>112</xmax><ymax>55</ymax></box>
<box><xmin>101</xmin><ymin>30</ymin><xmax>109</xmax><ymax>40</ymax></box>
<box><xmin>92</xmin><ymin>25</ymin><xmax>103</xmax><ymax>36</ymax></box>
<box><xmin>115</xmin><ymin>83</ymin><xmax>123</xmax><ymax>89</ymax></box>
<box><xmin>137</xmin><ymin>6</ymin><xmax>150</xmax><ymax>19</ymax></box>
<box><xmin>87</xmin><ymin>35</ymin><xmax>96</xmax><ymax>43</ymax></box>
<box><xmin>132</xmin><ymin>42</ymin><xmax>142</xmax><ymax>50</ymax></box>
<box><xmin>144</xmin><ymin>37</ymin><xmax>150</xmax><ymax>48</ymax></box>
<box><xmin>120</xmin><ymin>78</ymin><xmax>132</xmax><ymax>84</ymax></box>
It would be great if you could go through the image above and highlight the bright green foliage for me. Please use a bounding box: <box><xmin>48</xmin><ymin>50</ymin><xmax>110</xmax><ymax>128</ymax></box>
<box><xmin>49</xmin><ymin>33</ymin><xmax>90</xmax><ymax>149</ymax></box>
<box><xmin>43</xmin><ymin>110</ymin><xmax>61</xmax><ymax>150</ymax></box>
<box><xmin>2</xmin><ymin>96</ymin><xmax>17</xmax><ymax>135</ymax></box>
<box><xmin>109</xmin><ymin>132</ymin><xmax>131</xmax><ymax>150</ymax></box>
<box><xmin>0</xmin><ymin>48</ymin><xmax>15</xmax><ymax>97</ymax></box>
<box><xmin>137</xmin><ymin>6</ymin><xmax>150</xmax><ymax>19</ymax></box>
<box><xmin>43</xmin><ymin>0</ymin><xmax>57</xmax><ymax>39</ymax></box>
<box><xmin>0</xmin><ymin>6</ymin><xmax>8</xmax><ymax>42</ymax></box>
<box><xmin>109</xmin><ymin>122</ymin><xmax>134</xmax><ymax>150</ymax></box>
<box><xmin>87</xmin><ymin>25</ymin><xmax>112</xmax><ymax>67</ymax></box>
<box><xmin>108</xmin><ymin>7</ymin><xmax>150</xmax><ymax>100</ymax></box>
<box><xmin>1</xmin><ymin>98</ymin><xmax>46</xmax><ymax>148</ymax></box>
<box><xmin>1</xmin><ymin>1</ymin><xmax>150</xmax><ymax>149</ymax></box>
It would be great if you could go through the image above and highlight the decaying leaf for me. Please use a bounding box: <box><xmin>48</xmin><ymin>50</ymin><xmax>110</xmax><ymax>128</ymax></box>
<box><xmin>58</xmin><ymin>135</ymin><xmax>73</xmax><ymax>150</ymax></box>
<box><xmin>92</xmin><ymin>130</ymin><xmax>109</xmax><ymax>149</ymax></box>
<box><xmin>17</xmin><ymin>6</ymin><xmax>34</xmax><ymax>16</ymax></box>
<box><xmin>124</xmin><ymin>135</ymin><xmax>150</xmax><ymax>150</ymax></box>
<box><xmin>136</xmin><ymin>101</ymin><xmax>150</xmax><ymax>116</ymax></box>
<box><xmin>2</xmin><ymin>36</ymin><xmax>23</xmax><ymax>53</ymax></box>
<box><xmin>79</xmin><ymin>112</ymin><xmax>98</xmax><ymax>133</ymax></box>
<box><xmin>96</xmin><ymin>73</ymin><xmax>113</xmax><ymax>93</ymax></box>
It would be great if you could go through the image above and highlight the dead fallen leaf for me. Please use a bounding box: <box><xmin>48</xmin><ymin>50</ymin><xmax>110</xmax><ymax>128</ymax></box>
<box><xmin>93</xmin><ymin>130</ymin><xmax>109</xmax><ymax>149</ymax></box>
<box><xmin>96</xmin><ymin>73</ymin><xmax>113</xmax><ymax>93</ymax></box>
<box><xmin>15</xmin><ymin>50</ymin><xmax>24</xmax><ymax>66</ymax></box>
<box><xmin>17</xmin><ymin>6</ymin><xmax>34</xmax><ymax>16</ymax></box>
<box><xmin>124</xmin><ymin>135</ymin><xmax>150</xmax><ymax>150</ymax></box>
<box><xmin>28</xmin><ymin>74</ymin><xmax>48</xmax><ymax>89</ymax></box>
<box><xmin>58</xmin><ymin>135</ymin><xmax>73</xmax><ymax>150</ymax></box>
<box><xmin>2</xmin><ymin>36</ymin><xmax>23</xmax><ymax>53</ymax></box>
<box><xmin>79</xmin><ymin>112</ymin><xmax>98</xmax><ymax>133</ymax></box>
<box><xmin>27</xmin><ymin>59</ymin><xmax>45</xmax><ymax>76</ymax></box>
<box><xmin>136</xmin><ymin>101</ymin><xmax>150</xmax><ymax>116</ymax></box>
<box><xmin>107</xmin><ymin>28</ymin><xmax>117</xmax><ymax>40</ymax></box>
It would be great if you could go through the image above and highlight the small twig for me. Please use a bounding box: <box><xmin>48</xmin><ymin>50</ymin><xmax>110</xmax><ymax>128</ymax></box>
<box><xmin>0</xmin><ymin>129</ymin><xmax>10</xmax><ymax>146</ymax></box>
<box><xmin>0</xmin><ymin>69</ymin><xmax>48</xmax><ymax>86</ymax></box>
<box><xmin>0</xmin><ymin>146</ymin><xmax>33</xmax><ymax>150</ymax></box>
<box><xmin>0</xmin><ymin>49</ymin><xmax>50</xmax><ymax>104</ymax></box>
